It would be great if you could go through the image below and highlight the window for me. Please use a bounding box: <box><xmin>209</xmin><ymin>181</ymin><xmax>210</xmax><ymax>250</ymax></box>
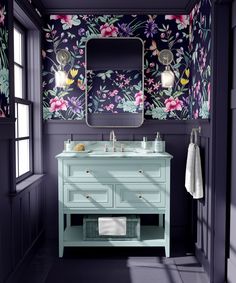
<box><xmin>14</xmin><ymin>23</ymin><xmax>33</xmax><ymax>181</ymax></box>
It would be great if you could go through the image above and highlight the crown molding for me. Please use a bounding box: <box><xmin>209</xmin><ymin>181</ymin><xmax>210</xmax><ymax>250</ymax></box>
<box><xmin>44</xmin><ymin>8</ymin><xmax>188</xmax><ymax>15</ymax></box>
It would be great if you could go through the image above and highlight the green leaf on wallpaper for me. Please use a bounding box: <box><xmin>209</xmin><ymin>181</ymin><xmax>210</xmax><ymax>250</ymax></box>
<box><xmin>67</xmin><ymin>32</ymin><xmax>76</xmax><ymax>39</ymax></box>
<box><xmin>122</xmin><ymin>101</ymin><xmax>137</xmax><ymax>113</ymax></box>
<box><xmin>43</xmin><ymin>107</ymin><xmax>53</xmax><ymax>120</ymax></box>
<box><xmin>48</xmin><ymin>78</ymin><xmax>54</xmax><ymax>84</ymax></box>
<box><xmin>174</xmin><ymin>70</ymin><xmax>180</xmax><ymax>78</ymax></box>
<box><xmin>176</xmin><ymin>57</ymin><xmax>182</xmax><ymax>65</ymax></box>
<box><xmin>0</xmin><ymin>68</ymin><xmax>9</xmax><ymax>96</ymax></box>
<box><xmin>97</xmin><ymin>71</ymin><xmax>113</xmax><ymax>81</ymax></box>
<box><xmin>134</xmin><ymin>83</ymin><xmax>142</xmax><ymax>91</ymax></box>
<box><xmin>146</xmin><ymin>107</ymin><xmax>167</xmax><ymax>120</ymax></box>
<box><xmin>207</xmin><ymin>65</ymin><xmax>211</xmax><ymax>76</ymax></box>
<box><xmin>162</xmin><ymin>89</ymin><xmax>172</xmax><ymax>96</ymax></box>
<box><xmin>134</xmin><ymin>73</ymin><xmax>140</xmax><ymax>79</ymax></box>
<box><xmin>208</xmin><ymin>39</ymin><xmax>211</xmax><ymax>52</ymax></box>
<box><xmin>98</xmin><ymin>16</ymin><xmax>110</xmax><ymax>23</ymax></box>
<box><xmin>199</xmin><ymin>102</ymin><xmax>209</xmax><ymax>119</ymax></box>
<box><xmin>173</xmin><ymin>91</ymin><xmax>184</xmax><ymax>97</ymax></box>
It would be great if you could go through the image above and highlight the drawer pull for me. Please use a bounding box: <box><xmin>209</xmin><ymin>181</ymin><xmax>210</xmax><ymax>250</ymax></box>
<box><xmin>86</xmin><ymin>170</ymin><xmax>91</xmax><ymax>174</ymax></box>
<box><xmin>138</xmin><ymin>195</ymin><xmax>142</xmax><ymax>199</ymax></box>
<box><xmin>86</xmin><ymin>195</ymin><xmax>90</xmax><ymax>199</ymax></box>
<box><xmin>138</xmin><ymin>170</ymin><xmax>143</xmax><ymax>174</ymax></box>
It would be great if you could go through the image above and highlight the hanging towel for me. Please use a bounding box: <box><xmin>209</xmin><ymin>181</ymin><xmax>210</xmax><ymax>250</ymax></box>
<box><xmin>98</xmin><ymin>217</ymin><xmax>127</xmax><ymax>236</ymax></box>
<box><xmin>185</xmin><ymin>130</ymin><xmax>204</xmax><ymax>199</ymax></box>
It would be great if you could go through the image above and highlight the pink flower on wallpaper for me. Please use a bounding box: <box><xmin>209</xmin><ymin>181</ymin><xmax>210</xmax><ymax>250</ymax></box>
<box><xmin>49</xmin><ymin>97</ymin><xmax>68</xmax><ymax>112</ymax></box>
<box><xmin>104</xmin><ymin>104</ymin><xmax>114</xmax><ymax>111</ymax></box>
<box><xmin>194</xmin><ymin>109</ymin><xmax>199</xmax><ymax>119</ymax></box>
<box><xmin>109</xmin><ymin>90</ymin><xmax>119</xmax><ymax>97</ymax></box>
<box><xmin>0</xmin><ymin>6</ymin><xmax>5</xmax><ymax>25</ymax></box>
<box><xmin>164</xmin><ymin>97</ymin><xmax>183</xmax><ymax>112</ymax></box>
<box><xmin>100</xmin><ymin>23</ymin><xmax>118</xmax><ymax>37</ymax></box>
<box><xmin>51</xmin><ymin>15</ymin><xmax>74</xmax><ymax>28</ymax></box>
<box><xmin>165</xmin><ymin>15</ymin><xmax>189</xmax><ymax>29</ymax></box>
<box><xmin>0</xmin><ymin>108</ymin><xmax>6</xmax><ymax>117</ymax></box>
<box><xmin>193</xmin><ymin>80</ymin><xmax>201</xmax><ymax>98</ymax></box>
<box><xmin>135</xmin><ymin>91</ymin><xmax>146</xmax><ymax>106</ymax></box>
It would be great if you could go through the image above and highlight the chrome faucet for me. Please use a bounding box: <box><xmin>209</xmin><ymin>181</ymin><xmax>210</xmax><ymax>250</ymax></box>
<box><xmin>109</xmin><ymin>130</ymin><xmax>117</xmax><ymax>152</ymax></box>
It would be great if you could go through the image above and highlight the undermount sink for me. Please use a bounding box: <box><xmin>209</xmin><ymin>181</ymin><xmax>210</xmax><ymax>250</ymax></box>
<box><xmin>90</xmin><ymin>151</ymin><xmax>134</xmax><ymax>157</ymax></box>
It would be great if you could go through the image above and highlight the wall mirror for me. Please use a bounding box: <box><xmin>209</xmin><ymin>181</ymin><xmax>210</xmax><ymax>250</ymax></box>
<box><xmin>85</xmin><ymin>37</ymin><xmax>144</xmax><ymax>128</ymax></box>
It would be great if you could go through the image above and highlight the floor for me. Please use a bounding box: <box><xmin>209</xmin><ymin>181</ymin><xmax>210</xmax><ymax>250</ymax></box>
<box><xmin>11</xmin><ymin>239</ymin><xmax>209</xmax><ymax>283</ymax></box>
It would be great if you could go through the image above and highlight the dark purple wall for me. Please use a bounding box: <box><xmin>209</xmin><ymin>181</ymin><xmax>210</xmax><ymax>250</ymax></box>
<box><xmin>227</xmin><ymin>1</ymin><xmax>236</xmax><ymax>282</ymax></box>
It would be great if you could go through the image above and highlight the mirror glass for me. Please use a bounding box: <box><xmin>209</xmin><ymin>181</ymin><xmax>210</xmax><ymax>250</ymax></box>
<box><xmin>86</xmin><ymin>37</ymin><xmax>144</xmax><ymax>128</ymax></box>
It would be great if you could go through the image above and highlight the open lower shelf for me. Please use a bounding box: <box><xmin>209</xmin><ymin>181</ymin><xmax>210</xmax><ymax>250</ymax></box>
<box><xmin>63</xmin><ymin>225</ymin><xmax>165</xmax><ymax>247</ymax></box>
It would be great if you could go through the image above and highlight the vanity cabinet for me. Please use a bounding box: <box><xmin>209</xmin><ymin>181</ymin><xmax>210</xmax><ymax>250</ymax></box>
<box><xmin>56</xmin><ymin>151</ymin><xmax>172</xmax><ymax>257</ymax></box>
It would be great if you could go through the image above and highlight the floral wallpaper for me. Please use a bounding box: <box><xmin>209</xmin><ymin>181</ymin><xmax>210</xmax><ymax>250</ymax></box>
<box><xmin>42</xmin><ymin>0</ymin><xmax>212</xmax><ymax>121</ymax></box>
<box><xmin>189</xmin><ymin>0</ymin><xmax>211</xmax><ymax>119</ymax></box>
<box><xmin>87</xmin><ymin>70</ymin><xmax>143</xmax><ymax>114</ymax></box>
<box><xmin>0</xmin><ymin>0</ymin><xmax>9</xmax><ymax>118</ymax></box>
<box><xmin>42</xmin><ymin>14</ymin><xmax>190</xmax><ymax>120</ymax></box>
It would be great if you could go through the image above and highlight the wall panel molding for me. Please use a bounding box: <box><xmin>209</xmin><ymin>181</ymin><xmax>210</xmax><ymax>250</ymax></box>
<box><xmin>231</xmin><ymin>89</ymin><xmax>236</xmax><ymax>109</ymax></box>
<box><xmin>43</xmin><ymin>120</ymin><xmax>211</xmax><ymax>137</ymax></box>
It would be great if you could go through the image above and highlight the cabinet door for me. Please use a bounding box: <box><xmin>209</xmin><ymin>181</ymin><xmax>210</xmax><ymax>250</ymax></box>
<box><xmin>115</xmin><ymin>183</ymin><xmax>166</xmax><ymax>208</ymax></box>
<box><xmin>64</xmin><ymin>184</ymin><xmax>113</xmax><ymax>208</ymax></box>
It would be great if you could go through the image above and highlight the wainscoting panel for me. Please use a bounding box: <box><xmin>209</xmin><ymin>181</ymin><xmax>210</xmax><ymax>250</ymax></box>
<box><xmin>43</xmin><ymin>120</ymin><xmax>211</xmax><ymax>258</ymax></box>
<box><xmin>0</xmin><ymin>123</ymin><xmax>45</xmax><ymax>283</ymax></box>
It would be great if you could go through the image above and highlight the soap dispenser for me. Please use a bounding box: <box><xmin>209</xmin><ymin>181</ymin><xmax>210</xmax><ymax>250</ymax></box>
<box><xmin>154</xmin><ymin>132</ymin><xmax>165</xmax><ymax>153</ymax></box>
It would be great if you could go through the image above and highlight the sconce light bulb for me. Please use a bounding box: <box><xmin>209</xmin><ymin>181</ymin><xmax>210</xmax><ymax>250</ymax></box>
<box><xmin>55</xmin><ymin>70</ymin><xmax>67</xmax><ymax>88</ymax></box>
<box><xmin>161</xmin><ymin>66</ymin><xmax>175</xmax><ymax>88</ymax></box>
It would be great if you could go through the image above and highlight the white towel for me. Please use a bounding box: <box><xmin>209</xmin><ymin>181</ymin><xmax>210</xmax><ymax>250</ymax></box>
<box><xmin>98</xmin><ymin>217</ymin><xmax>127</xmax><ymax>236</ymax></box>
<box><xmin>185</xmin><ymin>143</ymin><xmax>204</xmax><ymax>199</ymax></box>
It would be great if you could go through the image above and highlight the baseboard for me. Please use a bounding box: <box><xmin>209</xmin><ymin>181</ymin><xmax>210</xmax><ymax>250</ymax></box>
<box><xmin>195</xmin><ymin>243</ymin><xmax>210</xmax><ymax>281</ymax></box>
<box><xmin>227</xmin><ymin>258</ymin><xmax>236</xmax><ymax>283</ymax></box>
<box><xmin>5</xmin><ymin>230</ymin><xmax>44</xmax><ymax>283</ymax></box>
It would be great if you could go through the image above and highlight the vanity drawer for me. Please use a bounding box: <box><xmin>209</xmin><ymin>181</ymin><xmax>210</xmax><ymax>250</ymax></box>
<box><xmin>64</xmin><ymin>184</ymin><xmax>113</xmax><ymax>208</ymax></box>
<box><xmin>115</xmin><ymin>183</ymin><xmax>166</xmax><ymax>208</ymax></box>
<box><xmin>63</xmin><ymin>159</ymin><xmax>166</xmax><ymax>182</ymax></box>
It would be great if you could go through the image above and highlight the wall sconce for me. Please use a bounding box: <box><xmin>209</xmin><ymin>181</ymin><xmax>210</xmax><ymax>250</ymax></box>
<box><xmin>55</xmin><ymin>49</ymin><xmax>71</xmax><ymax>88</ymax></box>
<box><xmin>158</xmin><ymin>49</ymin><xmax>174</xmax><ymax>88</ymax></box>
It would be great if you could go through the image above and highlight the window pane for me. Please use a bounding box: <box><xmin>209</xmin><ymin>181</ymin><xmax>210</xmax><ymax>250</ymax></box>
<box><xmin>16</xmin><ymin>142</ymin><xmax>19</xmax><ymax>178</ymax></box>
<box><xmin>14</xmin><ymin>65</ymin><xmax>23</xmax><ymax>98</ymax></box>
<box><xmin>15</xmin><ymin>103</ymin><xmax>18</xmax><ymax>137</ymax></box>
<box><xmin>19</xmin><ymin>139</ymin><xmax>30</xmax><ymax>176</ymax></box>
<box><xmin>18</xmin><ymin>103</ymin><xmax>29</xmax><ymax>138</ymax></box>
<box><xmin>14</xmin><ymin>28</ymin><xmax>22</xmax><ymax>65</ymax></box>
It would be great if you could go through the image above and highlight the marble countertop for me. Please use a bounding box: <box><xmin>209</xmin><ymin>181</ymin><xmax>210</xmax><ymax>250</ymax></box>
<box><xmin>56</xmin><ymin>141</ymin><xmax>173</xmax><ymax>159</ymax></box>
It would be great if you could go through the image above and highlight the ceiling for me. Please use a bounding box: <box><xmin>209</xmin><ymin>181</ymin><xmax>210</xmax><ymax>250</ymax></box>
<box><xmin>39</xmin><ymin>0</ymin><xmax>196</xmax><ymax>13</ymax></box>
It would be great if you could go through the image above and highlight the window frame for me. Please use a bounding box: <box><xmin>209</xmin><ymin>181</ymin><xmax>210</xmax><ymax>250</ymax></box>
<box><xmin>14</xmin><ymin>20</ymin><xmax>33</xmax><ymax>183</ymax></box>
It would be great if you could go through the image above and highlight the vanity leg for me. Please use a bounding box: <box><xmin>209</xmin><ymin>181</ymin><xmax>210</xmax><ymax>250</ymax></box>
<box><xmin>66</xmin><ymin>214</ymin><xmax>71</xmax><ymax>228</ymax></box>
<box><xmin>159</xmin><ymin>214</ymin><xmax>164</xmax><ymax>227</ymax></box>
<box><xmin>58</xmin><ymin>210</ymin><xmax>64</xmax><ymax>258</ymax></box>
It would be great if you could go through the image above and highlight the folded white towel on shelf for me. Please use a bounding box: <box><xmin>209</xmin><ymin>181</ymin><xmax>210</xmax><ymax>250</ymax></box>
<box><xmin>185</xmin><ymin>143</ymin><xmax>203</xmax><ymax>199</ymax></box>
<box><xmin>98</xmin><ymin>217</ymin><xmax>127</xmax><ymax>236</ymax></box>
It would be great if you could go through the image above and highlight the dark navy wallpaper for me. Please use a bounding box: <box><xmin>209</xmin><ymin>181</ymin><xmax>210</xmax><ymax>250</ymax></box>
<box><xmin>42</xmin><ymin>0</ymin><xmax>211</xmax><ymax>120</ymax></box>
<box><xmin>87</xmin><ymin>70</ymin><xmax>143</xmax><ymax>114</ymax></box>
<box><xmin>0</xmin><ymin>0</ymin><xmax>9</xmax><ymax>118</ymax></box>
<box><xmin>189</xmin><ymin>0</ymin><xmax>211</xmax><ymax>119</ymax></box>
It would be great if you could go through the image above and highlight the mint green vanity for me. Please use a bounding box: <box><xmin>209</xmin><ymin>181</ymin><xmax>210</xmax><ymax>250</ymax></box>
<box><xmin>56</xmin><ymin>141</ymin><xmax>172</xmax><ymax>257</ymax></box>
